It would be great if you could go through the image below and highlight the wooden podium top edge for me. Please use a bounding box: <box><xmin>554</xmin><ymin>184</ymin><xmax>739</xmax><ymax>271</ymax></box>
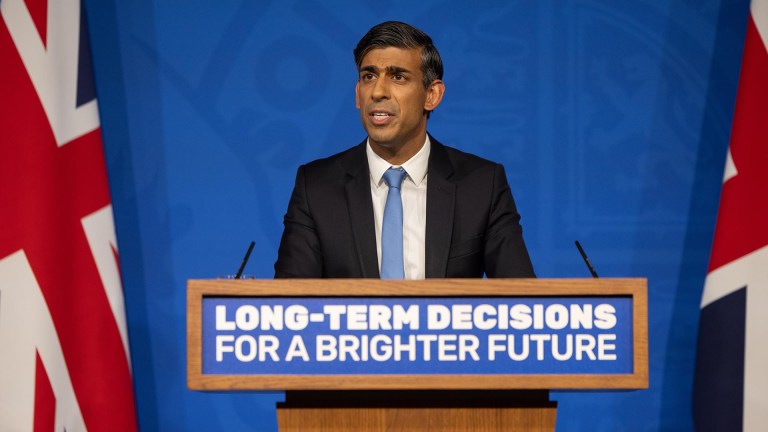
<box><xmin>188</xmin><ymin>278</ymin><xmax>647</xmax><ymax>297</ymax></box>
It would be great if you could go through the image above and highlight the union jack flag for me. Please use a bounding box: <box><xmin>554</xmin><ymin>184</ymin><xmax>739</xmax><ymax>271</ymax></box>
<box><xmin>0</xmin><ymin>0</ymin><xmax>138</xmax><ymax>430</ymax></box>
<box><xmin>693</xmin><ymin>1</ymin><xmax>768</xmax><ymax>430</ymax></box>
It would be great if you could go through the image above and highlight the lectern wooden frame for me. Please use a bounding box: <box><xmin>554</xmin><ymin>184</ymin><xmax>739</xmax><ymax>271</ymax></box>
<box><xmin>188</xmin><ymin>278</ymin><xmax>648</xmax><ymax>431</ymax></box>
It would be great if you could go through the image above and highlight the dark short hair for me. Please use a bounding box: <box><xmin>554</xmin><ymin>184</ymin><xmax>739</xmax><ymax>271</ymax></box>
<box><xmin>354</xmin><ymin>21</ymin><xmax>443</xmax><ymax>90</ymax></box>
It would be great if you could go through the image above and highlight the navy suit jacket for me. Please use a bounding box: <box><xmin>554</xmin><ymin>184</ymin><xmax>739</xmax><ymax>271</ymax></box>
<box><xmin>274</xmin><ymin>136</ymin><xmax>535</xmax><ymax>278</ymax></box>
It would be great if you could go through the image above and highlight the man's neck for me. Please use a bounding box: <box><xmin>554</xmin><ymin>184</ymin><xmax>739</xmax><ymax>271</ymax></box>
<box><xmin>369</xmin><ymin>133</ymin><xmax>427</xmax><ymax>166</ymax></box>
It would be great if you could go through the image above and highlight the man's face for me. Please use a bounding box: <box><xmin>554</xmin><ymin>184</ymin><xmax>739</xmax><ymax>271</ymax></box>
<box><xmin>356</xmin><ymin>47</ymin><xmax>436</xmax><ymax>152</ymax></box>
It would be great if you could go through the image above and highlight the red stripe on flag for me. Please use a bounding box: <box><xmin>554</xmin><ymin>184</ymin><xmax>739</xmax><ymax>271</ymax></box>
<box><xmin>708</xmin><ymin>15</ymin><xmax>768</xmax><ymax>272</ymax></box>
<box><xmin>33</xmin><ymin>352</ymin><xmax>55</xmax><ymax>432</ymax></box>
<box><xmin>24</xmin><ymin>0</ymin><xmax>48</xmax><ymax>48</ymax></box>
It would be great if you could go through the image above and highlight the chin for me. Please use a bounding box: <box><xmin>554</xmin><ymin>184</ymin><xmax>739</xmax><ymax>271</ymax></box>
<box><xmin>366</xmin><ymin>130</ymin><xmax>398</xmax><ymax>147</ymax></box>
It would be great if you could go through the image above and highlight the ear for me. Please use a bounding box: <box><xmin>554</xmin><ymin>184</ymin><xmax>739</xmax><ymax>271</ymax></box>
<box><xmin>423</xmin><ymin>80</ymin><xmax>445</xmax><ymax>112</ymax></box>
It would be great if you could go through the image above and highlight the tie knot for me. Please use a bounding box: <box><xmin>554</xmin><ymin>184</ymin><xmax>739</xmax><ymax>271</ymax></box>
<box><xmin>383</xmin><ymin>167</ymin><xmax>407</xmax><ymax>189</ymax></box>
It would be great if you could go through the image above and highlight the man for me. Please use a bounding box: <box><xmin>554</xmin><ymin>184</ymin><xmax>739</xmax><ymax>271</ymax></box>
<box><xmin>274</xmin><ymin>21</ymin><xmax>534</xmax><ymax>279</ymax></box>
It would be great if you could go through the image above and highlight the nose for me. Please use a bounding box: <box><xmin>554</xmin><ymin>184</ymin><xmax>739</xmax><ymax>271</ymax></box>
<box><xmin>371</xmin><ymin>77</ymin><xmax>390</xmax><ymax>101</ymax></box>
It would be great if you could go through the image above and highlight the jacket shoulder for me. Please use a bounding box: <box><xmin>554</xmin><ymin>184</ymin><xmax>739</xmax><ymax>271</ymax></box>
<box><xmin>432</xmin><ymin>139</ymin><xmax>502</xmax><ymax>180</ymax></box>
<box><xmin>300</xmin><ymin>142</ymin><xmax>367</xmax><ymax>178</ymax></box>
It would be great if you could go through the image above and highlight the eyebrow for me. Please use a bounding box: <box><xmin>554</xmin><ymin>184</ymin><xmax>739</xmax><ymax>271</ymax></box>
<box><xmin>359</xmin><ymin>65</ymin><xmax>413</xmax><ymax>75</ymax></box>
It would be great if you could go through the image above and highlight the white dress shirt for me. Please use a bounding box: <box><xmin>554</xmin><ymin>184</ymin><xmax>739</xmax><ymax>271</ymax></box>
<box><xmin>366</xmin><ymin>136</ymin><xmax>430</xmax><ymax>280</ymax></box>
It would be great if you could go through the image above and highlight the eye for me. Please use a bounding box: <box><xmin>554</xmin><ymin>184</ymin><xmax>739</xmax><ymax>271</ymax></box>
<box><xmin>392</xmin><ymin>74</ymin><xmax>405</xmax><ymax>81</ymax></box>
<box><xmin>361</xmin><ymin>73</ymin><xmax>376</xmax><ymax>81</ymax></box>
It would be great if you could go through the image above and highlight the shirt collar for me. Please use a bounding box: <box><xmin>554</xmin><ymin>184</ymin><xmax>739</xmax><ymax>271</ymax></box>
<box><xmin>366</xmin><ymin>135</ymin><xmax>431</xmax><ymax>187</ymax></box>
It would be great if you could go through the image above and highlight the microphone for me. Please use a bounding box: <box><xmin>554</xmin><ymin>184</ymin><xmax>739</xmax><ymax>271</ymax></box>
<box><xmin>234</xmin><ymin>241</ymin><xmax>255</xmax><ymax>279</ymax></box>
<box><xmin>574</xmin><ymin>240</ymin><xmax>599</xmax><ymax>278</ymax></box>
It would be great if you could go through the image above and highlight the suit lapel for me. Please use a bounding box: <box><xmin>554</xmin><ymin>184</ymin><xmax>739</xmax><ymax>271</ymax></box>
<box><xmin>425</xmin><ymin>138</ymin><xmax>455</xmax><ymax>278</ymax></box>
<box><xmin>341</xmin><ymin>142</ymin><xmax>380</xmax><ymax>278</ymax></box>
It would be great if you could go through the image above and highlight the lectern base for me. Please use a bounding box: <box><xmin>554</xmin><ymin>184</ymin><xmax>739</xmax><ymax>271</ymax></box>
<box><xmin>276</xmin><ymin>390</ymin><xmax>556</xmax><ymax>432</ymax></box>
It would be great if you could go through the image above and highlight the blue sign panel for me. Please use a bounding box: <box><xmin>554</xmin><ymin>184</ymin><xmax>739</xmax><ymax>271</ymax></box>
<box><xmin>202</xmin><ymin>297</ymin><xmax>633</xmax><ymax>375</ymax></box>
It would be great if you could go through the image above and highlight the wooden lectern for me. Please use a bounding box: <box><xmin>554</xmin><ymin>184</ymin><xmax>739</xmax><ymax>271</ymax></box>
<box><xmin>188</xmin><ymin>279</ymin><xmax>648</xmax><ymax>431</ymax></box>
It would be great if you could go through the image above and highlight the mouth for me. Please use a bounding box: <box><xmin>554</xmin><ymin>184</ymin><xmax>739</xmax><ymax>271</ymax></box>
<box><xmin>368</xmin><ymin>110</ymin><xmax>395</xmax><ymax>126</ymax></box>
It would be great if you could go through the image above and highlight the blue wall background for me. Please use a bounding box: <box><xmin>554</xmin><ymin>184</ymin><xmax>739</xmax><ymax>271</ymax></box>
<box><xmin>83</xmin><ymin>0</ymin><xmax>750</xmax><ymax>430</ymax></box>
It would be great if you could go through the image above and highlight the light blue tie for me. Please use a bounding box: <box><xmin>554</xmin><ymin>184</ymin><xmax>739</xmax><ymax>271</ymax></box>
<box><xmin>381</xmin><ymin>167</ymin><xmax>407</xmax><ymax>279</ymax></box>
